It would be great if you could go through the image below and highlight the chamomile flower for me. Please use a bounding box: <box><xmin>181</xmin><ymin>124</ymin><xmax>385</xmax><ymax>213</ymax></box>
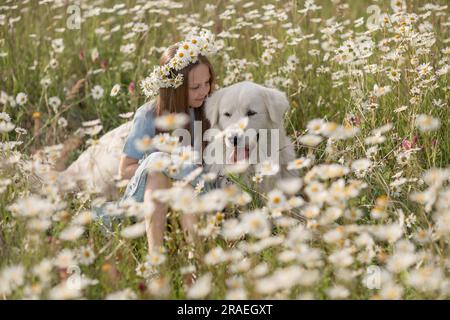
<box><xmin>91</xmin><ymin>85</ymin><xmax>104</xmax><ymax>100</ymax></box>
<box><xmin>0</xmin><ymin>120</ymin><xmax>15</xmax><ymax>133</ymax></box>
<box><xmin>252</xmin><ymin>173</ymin><xmax>264</xmax><ymax>184</ymax></box>
<box><xmin>134</xmin><ymin>135</ymin><xmax>154</xmax><ymax>152</ymax></box>
<box><xmin>146</xmin><ymin>249</ymin><xmax>167</xmax><ymax>266</ymax></box>
<box><xmin>301</xmin><ymin>204</ymin><xmax>320</xmax><ymax>219</ymax></box>
<box><xmin>351</xmin><ymin>158</ymin><xmax>372</xmax><ymax>173</ymax></box>
<box><xmin>32</xmin><ymin>259</ymin><xmax>53</xmax><ymax>283</ymax></box>
<box><xmin>147</xmin><ymin>276</ymin><xmax>171</xmax><ymax>297</ymax></box>
<box><xmin>277</xmin><ymin>177</ymin><xmax>302</xmax><ymax>195</ymax></box>
<box><xmin>48</xmin><ymin>96</ymin><xmax>61</xmax><ymax>112</ymax></box>
<box><xmin>260</xmin><ymin>50</ymin><xmax>273</xmax><ymax>65</ymax></box>
<box><xmin>256</xmin><ymin>160</ymin><xmax>279</xmax><ymax>176</ymax></box>
<box><xmin>372</xmin><ymin>84</ymin><xmax>391</xmax><ymax>97</ymax></box>
<box><xmin>110</xmin><ymin>84</ymin><xmax>120</xmax><ymax>97</ymax></box>
<box><xmin>298</xmin><ymin>134</ymin><xmax>323</xmax><ymax>147</ymax></box>
<box><xmin>379</xmin><ymin>283</ymin><xmax>404</xmax><ymax>300</ymax></box>
<box><xmin>105</xmin><ymin>288</ymin><xmax>137</xmax><ymax>300</ymax></box>
<box><xmin>0</xmin><ymin>265</ymin><xmax>25</xmax><ymax>289</ymax></box>
<box><xmin>155</xmin><ymin>112</ymin><xmax>190</xmax><ymax>131</ymax></box>
<box><xmin>187</xmin><ymin>273</ymin><xmax>212</xmax><ymax>299</ymax></box>
<box><xmin>415</xmin><ymin>114</ymin><xmax>440</xmax><ymax>132</ymax></box>
<box><xmin>78</xmin><ymin>246</ymin><xmax>96</xmax><ymax>266</ymax></box>
<box><xmin>267</xmin><ymin>189</ymin><xmax>287</xmax><ymax>210</ymax></box>
<box><xmin>15</xmin><ymin>92</ymin><xmax>28</xmax><ymax>106</ymax></box>
<box><xmin>53</xmin><ymin>249</ymin><xmax>77</xmax><ymax>269</ymax></box>
<box><xmin>387</xmin><ymin>68</ymin><xmax>401</xmax><ymax>82</ymax></box>
<box><xmin>241</xmin><ymin>210</ymin><xmax>271</xmax><ymax>239</ymax></box>
<box><xmin>396</xmin><ymin>151</ymin><xmax>411</xmax><ymax>166</ymax></box>
<box><xmin>120</xmin><ymin>222</ymin><xmax>146</xmax><ymax>239</ymax></box>
<box><xmin>48</xmin><ymin>281</ymin><xmax>82</xmax><ymax>300</ymax></box>
<box><xmin>304</xmin><ymin>179</ymin><xmax>327</xmax><ymax>199</ymax></box>
<box><xmin>59</xmin><ymin>225</ymin><xmax>85</xmax><ymax>241</ymax></box>
<box><xmin>287</xmin><ymin>157</ymin><xmax>313</xmax><ymax>170</ymax></box>
<box><xmin>306</xmin><ymin>118</ymin><xmax>325</xmax><ymax>135</ymax></box>
<box><xmin>119</xmin><ymin>112</ymin><xmax>134</xmax><ymax>119</ymax></box>
<box><xmin>204</xmin><ymin>247</ymin><xmax>228</xmax><ymax>265</ymax></box>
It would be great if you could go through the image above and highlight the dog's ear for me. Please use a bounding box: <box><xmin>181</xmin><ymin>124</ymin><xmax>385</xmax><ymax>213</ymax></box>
<box><xmin>263</xmin><ymin>87</ymin><xmax>290</xmax><ymax>125</ymax></box>
<box><xmin>204</xmin><ymin>89</ymin><xmax>225</xmax><ymax>128</ymax></box>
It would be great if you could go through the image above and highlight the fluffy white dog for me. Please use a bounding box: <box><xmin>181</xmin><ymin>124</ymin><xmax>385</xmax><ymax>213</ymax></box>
<box><xmin>43</xmin><ymin>81</ymin><xmax>296</xmax><ymax>198</ymax></box>
<box><xmin>203</xmin><ymin>81</ymin><xmax>297</xmax><ymax>192</ymax></box>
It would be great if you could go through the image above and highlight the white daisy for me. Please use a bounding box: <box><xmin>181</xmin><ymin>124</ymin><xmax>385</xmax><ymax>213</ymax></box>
<box><xmin>119</xmin><ymin>112</ymin><xmax>134</xmax><ymax>119</ymax></box>
<box><xmin>187</xmin><ymin>273</ymin><xmax>212</xmax><ymax>299</ymax></box>
<box><xmin>120</xmin><ymin>222</ymin><xmax>146</xmax><ymax>239</ymax></box>
<box><xmin>134</xmin><ymin>135</ymin><xmax>153</xmax><ymax>152</ymax></box>
<box><xmin>256</xmin><ymin>160</ymin><xmax>279</xmax><ymax>176</ymax></box>
<box><xmin>276</xmin><ymin>177</ymin><xmax>302</xmax><ymax>195</ymax></box>
<box><xmin>415</xmin><ymin>114</ymin><xmax>440</xmax><ymax>132</ymax></box>
<box><xmin>298</xmin><ymin>134</ymin><xmax>323</xmax><ymax>147</ymax></box>
<box><xmin>78</xmin><ymin>246</ymin><xmax>96</xmax><ymax>266</ymax></box>
<box><xmin>241</xmin><ymin>210</ymin><xmax>271</xmax><ymax>239</ymax></box>
<box><xmin>351</xmin><ymin>158</ymin><xmax>372</xmax><ymax>172</ymax></box>
<box><xmin>48</xmin><ymin>96</ymin><xmax>61</xmax><ymax>112</ymax></box>
<box><xmin>91</xmin><ymin>85</ymin><xmax>104</xmax><ymax>100</ymax></box>
<box><xmin>15</xmin><ymin>92</ymin><xmax>28</xmax><ymax>106</ymax></box>
<box><xmin>59</xmin><ymin>225</ymin><xmax>85</xmax><ymax>241</ymax></box>
<box><xmin>373</xmin><ymin>84</ymin><xmax>391</xmax><ymax>97</ymax></box>
<box><xmin>154</xmin><ymin>112</ymin><xmax>190</xmax><ymax>131</ymax></box>
<box><xmin>287</xmin><ymin>156</ymin><xmax>313</xmax><ymax>170</ymax></box>
<box><xmin>267</xmin><ymin>189</ymin><xmax>288</xmax><ymax>210</ymax></box>
<box><xmin>110</xmin><ymin>84</ymin><xmax>120</xmax><ymax>97</ymax></box>
<box><xmin>306</xmin><ymin>118</ymin><xmax>325</xmax><ymax>135</ymax></box>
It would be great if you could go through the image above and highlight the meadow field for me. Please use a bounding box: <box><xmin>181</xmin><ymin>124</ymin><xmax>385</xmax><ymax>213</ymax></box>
<box><xmin>0</xmin><ymin>0</ymin><xmax>449</xmax><ymax>299</ymax></box>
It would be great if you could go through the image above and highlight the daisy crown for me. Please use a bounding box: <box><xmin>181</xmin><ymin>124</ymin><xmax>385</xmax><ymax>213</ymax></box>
<box><xmin>140</xmin><ymin>29</ymin><xmax>217</xmax><ymax>99</ymax></box>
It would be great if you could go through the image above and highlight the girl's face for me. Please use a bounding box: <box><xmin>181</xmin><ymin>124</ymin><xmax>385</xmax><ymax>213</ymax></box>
<box><xmin>187</xmin><ymin>63</ymin><xmax>211</xmax><ymax>108</ymax></box>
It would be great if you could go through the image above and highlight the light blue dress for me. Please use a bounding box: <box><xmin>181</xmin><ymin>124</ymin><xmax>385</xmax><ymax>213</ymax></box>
<box><xmin>93</xmin><ymin>101</ymin><xmax>216</xmax><ymax>230</ymax></box>
<box><xmin>121</xmin><ymin>101</ymin><xmax>214</xmax><ymax>202</ymax></box>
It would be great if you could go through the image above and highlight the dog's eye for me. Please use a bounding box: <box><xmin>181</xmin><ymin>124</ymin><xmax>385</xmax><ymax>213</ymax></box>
<box><xmin>224</xmin><ymin>112</ymin><xmax>231</xmax><ymax>117</ymax></box>
<box><xmin>246</xmin><ymin>110</ymin><xmax>257</xmax><ymax>116</ymax></box>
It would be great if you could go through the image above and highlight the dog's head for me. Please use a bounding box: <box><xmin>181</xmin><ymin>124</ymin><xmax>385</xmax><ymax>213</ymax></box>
<box><xmin>204</xmin><ymin>81</ymin><xmax>290</xmax><ymax>163</ymax></box>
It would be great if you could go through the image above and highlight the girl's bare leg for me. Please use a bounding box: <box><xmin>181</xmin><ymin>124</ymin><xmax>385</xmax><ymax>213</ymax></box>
<box><xmin>179</xmin><ymin>185</ymin><xmax>199</xmax><ymax>287</ymax></box>
<box><xmin>144</xmin><ymin>171</ymin><xmax>171</xmax><ymax>253</ymax></box>
<box><xmin>179</xmin><ymin>184</ymin><xmax>198</xmax><ymax>244</ymax></box>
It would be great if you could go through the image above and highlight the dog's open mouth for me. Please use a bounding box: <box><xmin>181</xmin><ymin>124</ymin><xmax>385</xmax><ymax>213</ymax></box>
<box><xmin>230</xmin><ymin>145</ymin><xmax>250</xmax><ymax>163</ymax></box>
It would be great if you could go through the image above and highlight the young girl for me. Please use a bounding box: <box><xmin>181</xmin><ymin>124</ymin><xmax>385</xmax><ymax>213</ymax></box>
<box><xmin>118</xmin><ymin>33</ymin><xmax>216</xmax><ymax>257</ymax></box>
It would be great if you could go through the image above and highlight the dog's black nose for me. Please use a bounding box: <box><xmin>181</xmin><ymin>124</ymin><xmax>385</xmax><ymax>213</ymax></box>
<box><xmin>233</xmin><ymin>136</ymin><xmax>238</xmax><ymax>146</ymax></box>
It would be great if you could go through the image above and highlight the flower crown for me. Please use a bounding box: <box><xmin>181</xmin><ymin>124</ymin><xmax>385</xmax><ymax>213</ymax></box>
<box><xmin>140</xmin><ymin>30</ymin><xmax>217</xmax><ymax>99</ymax></box>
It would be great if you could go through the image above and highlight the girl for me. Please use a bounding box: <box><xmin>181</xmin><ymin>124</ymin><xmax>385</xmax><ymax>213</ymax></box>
<box><xmin>118</xmin><ymin>37</ymin><xmax>216</xmax><ymax>257</ymax></box>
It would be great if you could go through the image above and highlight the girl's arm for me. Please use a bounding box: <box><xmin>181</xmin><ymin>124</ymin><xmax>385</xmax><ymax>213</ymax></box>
<box><xmin>119</xmin><ymin>155</ymin><xmax>139</xmax><ymax>180</ymax></box>
<box><xmin>120</xmin><ymin>103</ymin><xmax>157</xmax><ymax>179</ymax></box>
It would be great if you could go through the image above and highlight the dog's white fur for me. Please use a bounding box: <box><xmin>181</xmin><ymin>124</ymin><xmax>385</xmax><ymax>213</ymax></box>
<box><xmin>54</xmin><ymin>121</ymin><xmax>132</xmax><ymax>199</ymax></box>
<box><xmin>204</xmin><ymin>81</ymin><xmax>297</xmax><ymax>192</ymax></box>
<box><xmin>52</xmin><ymin>81</ymin><xmax>296</xmax><ymax>198</ymax></box>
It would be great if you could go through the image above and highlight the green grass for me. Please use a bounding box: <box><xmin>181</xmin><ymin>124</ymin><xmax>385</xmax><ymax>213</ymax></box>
<box><xmin>0</xmin><ymin>0</ymin><xmax>449</xmax><ymax>299</ymax></box>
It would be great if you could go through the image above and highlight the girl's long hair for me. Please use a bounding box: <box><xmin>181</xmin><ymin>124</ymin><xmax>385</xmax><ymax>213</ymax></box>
<box><xmin>156</xmin><ymin>44</ymin><xmax>215</xmax><ymax>156</ymax></box>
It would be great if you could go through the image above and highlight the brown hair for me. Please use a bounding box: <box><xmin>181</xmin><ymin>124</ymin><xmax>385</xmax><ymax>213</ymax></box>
<box><xmin>156</xmin><ymin>44</ymin><xmax>215</xmax><ymax>156</ymax></box>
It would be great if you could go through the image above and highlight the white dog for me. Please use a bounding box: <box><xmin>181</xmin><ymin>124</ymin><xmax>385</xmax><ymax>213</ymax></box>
<box><xmin>48</xmin><ymin>121</ymin><xmax>132</xmax><ymax>200</ymax></box>
<box><xmin>203</xmin><ymin>81</ymin><xmax>297</xmax><ymax>192</ymax></box>
<box><xmin>45</xmin><ymin>81</ymin><xmax>296</xmax><ymax>198</ymax></box>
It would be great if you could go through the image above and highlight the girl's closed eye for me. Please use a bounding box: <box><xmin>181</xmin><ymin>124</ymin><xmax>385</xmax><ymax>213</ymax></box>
<box><xmin>191</xmin><ymin>81</ymin><xmax>210</xmax><ymax>90</ymax></box>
